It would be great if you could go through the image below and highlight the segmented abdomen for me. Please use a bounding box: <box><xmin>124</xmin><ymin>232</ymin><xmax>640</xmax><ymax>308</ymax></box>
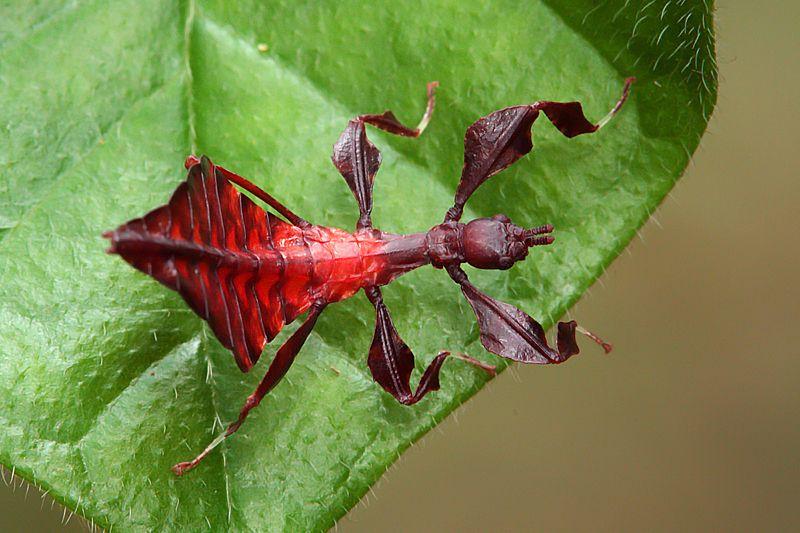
<box><xmin>109</xmin><ymin>160</ymin><xmax>315</xmax><ymax>371</ymax></box>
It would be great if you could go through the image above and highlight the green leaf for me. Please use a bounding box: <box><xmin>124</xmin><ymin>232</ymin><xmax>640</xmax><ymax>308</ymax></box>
<box><xmin>0</xmin><ymin>0</ymin><xmax>716</xmax><ymax>530</ymax></box>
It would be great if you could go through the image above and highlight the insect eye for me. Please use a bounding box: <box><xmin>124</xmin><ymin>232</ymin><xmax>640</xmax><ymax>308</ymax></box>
<box><xmin>498</xmin><ymin>257</ymin><xmax>513</xmax><ymax>269</ymax></box>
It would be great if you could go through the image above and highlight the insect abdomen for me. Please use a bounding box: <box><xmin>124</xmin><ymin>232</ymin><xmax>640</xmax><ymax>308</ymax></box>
<box><xmin>108</xmin><ymin>161</ymin><xmax>302</xmax><ymax>372</ymax></box>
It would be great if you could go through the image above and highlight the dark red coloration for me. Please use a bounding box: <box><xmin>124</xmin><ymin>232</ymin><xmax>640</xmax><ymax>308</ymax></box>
<box><xmin>445</xmin><ymin>77</ymin><xmax>635</xmax><ymax>222</ymax></box>
<box><xmin>106</xmin><ymin>158</ymin><xmax>414</xmax><ymax>372</ymax></box>
<box><xmin>332</xmin><ymin>82</ymin><xmax>438</xmax><ymax>229</ymax></box>
<box><xmin>104</xmin><ymin>78</ymin><xmax>633</xmax><ymax>475</ymax></box>
<box><xmin>447</xmin><ymin>265</ymin><xmax>579</xmax><ymax>364</ymax></box>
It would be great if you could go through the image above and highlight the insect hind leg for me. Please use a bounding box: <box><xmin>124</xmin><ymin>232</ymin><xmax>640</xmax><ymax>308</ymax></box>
<box><xmin>451</xmin><ymin>352</ymin><xmax>497</xmax><ymax>376</ymax></box>
<box><xmin>357</xmin><ymin>81</ymin><xmax>438</xmax><ymax>137</ymax></box>
<box><xmin>184</xmin><ymin>155</ymin><xmax>310</xmax><ymax>227</ymax></box>
<box><xmin>172</xmin><ymin>301</ymin><xmax>326</xmax><ymax>476</ymax></box>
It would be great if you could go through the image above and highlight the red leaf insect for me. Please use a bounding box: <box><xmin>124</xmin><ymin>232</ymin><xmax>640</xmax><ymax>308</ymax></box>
<box><xmin>104</xmin><ymin>78</ymin><xmax>634</xmax><ymax>475</ymax></box>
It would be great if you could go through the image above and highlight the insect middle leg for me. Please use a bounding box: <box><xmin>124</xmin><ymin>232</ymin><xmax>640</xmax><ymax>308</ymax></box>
<box><xmin>172</xmin><ymin>300</ymin><xmax>326</xmax><ymax>476</ymax></box>
<box><xmin>356</xmin><ymin>81</ymin><xmax>438</xmax><ymax>138</ymax></box>
<box><xmin>331</xmin><ymin>82</ymin><xmax>438</xmax><ymax>230</ymax></box>
<box><xmin>364</xmin><ymin>286</ymin><xmax>491</xmax><ymax>405</ymax></box>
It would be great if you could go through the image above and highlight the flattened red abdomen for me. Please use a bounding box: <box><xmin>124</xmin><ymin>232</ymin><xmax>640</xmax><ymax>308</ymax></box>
<box><xmin>109</xmin><ymin>160</ymin><xmax>302</xmax><ymax>372</ymax></box>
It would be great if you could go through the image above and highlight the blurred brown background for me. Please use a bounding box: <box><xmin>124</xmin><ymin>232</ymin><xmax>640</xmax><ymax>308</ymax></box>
<box><xmin>2</xmin><ymin>1</ymin><xmax>798</xmax><ymax>531</ymax></box>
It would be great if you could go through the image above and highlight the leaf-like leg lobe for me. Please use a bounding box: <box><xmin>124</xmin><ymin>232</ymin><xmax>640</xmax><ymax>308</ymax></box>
<box><xmin>446</xmin><ymin>78</ymin><xmax>634</xmax><ymax>222</ymax></box>
<box><xmin>332</xmin><ymin>83</ymin><xmax>437</xmax><ymax>230</ymax></box>
<box><xmin>447</xmin><ymin>266</ymin><xmax>580</xmax><ymax>364</ymax></box>
<box><xmin>364</xmin><ymin>286</ymin><xmax>488</xmax><ymax>405</ymax></box>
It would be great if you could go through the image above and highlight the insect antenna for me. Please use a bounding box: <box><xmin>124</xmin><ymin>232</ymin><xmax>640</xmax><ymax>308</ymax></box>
<box><xmin>523</xmin><ymin>224</ymin><xmax>555</xmax><ymax>247</ymax></box>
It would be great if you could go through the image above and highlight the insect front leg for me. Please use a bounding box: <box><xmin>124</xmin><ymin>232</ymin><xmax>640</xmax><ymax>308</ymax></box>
<box><xmin>445</xmin><ymin>78</ymin><xmax>634</xmax><ymax>222</ymax></box>
<box><xmin>172</xmin><ymin>300</ymin><xmax>326</xmax><ymax>476</ymax></box>
<box><xmin>444</xmin><ymin>265</ymin><xmax>610</xmax><ymax>364</ymax></box>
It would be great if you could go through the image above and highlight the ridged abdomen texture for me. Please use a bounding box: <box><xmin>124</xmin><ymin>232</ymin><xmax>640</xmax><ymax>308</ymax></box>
<box><xmin>109</xmin><ymin>158</ymin><xmax>308</xmax><ymax>372</ymax></box>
